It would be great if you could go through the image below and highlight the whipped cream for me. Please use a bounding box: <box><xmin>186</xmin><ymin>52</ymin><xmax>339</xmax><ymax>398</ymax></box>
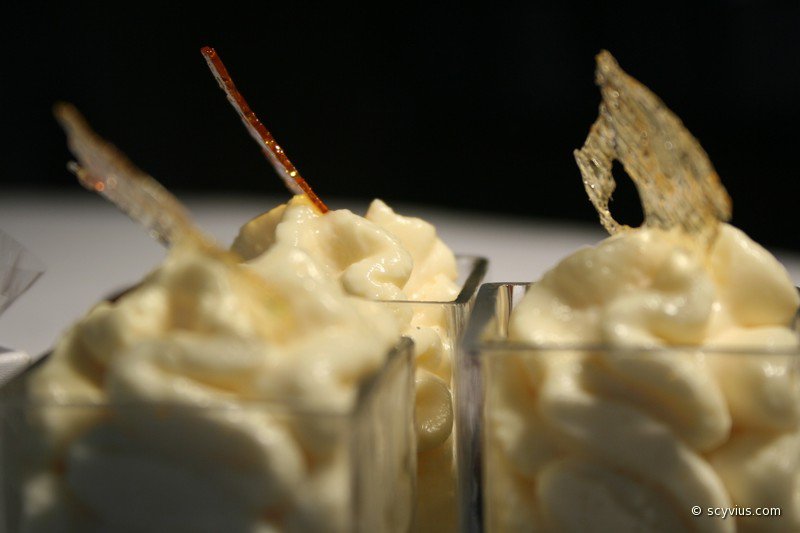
<box><xmin>234</xmin><ymin>195</ymin><xmax>461</xmax><ymax>531</ymax></box>
<box><xmin>17</xmin><ymin>242</ymin><xmax>404</xmax><ymax>532</ymax></box>
<box><xmin>489</xmin><ymin>224</ymin><xmax>800</xmax><ymax>532</ymax></box>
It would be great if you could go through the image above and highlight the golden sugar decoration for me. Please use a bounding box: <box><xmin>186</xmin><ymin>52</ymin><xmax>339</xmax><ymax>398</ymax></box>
<box><xmin>55</xmin><ymin>103</ymin><xmax>203</xmax><ymax>248</ymax></box>
<box><xmin>574</xmin><ymin>51</ymin><xmax>731</xmax><ymax>246</ymax></box>
<box><xmin>201</xmin><ymin>46</ymin><xmax>328</xmax><ymax>214</ymax></box>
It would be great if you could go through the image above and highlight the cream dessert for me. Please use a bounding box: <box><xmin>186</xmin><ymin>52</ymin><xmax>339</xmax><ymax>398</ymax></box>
<box><xmin>202</xmin><ymin>47</ymin><xmax>465</xmax><ymax>531</ymax></box>
<box><xmin>234</xmin><ymin>195</ymin><xmax>461</xmax><ymax>532</ymax></box>
<box><xmin>15</xmin><ymin>242</ymin><xmax>406</xmax><ymax>533</ymax></box>
<box><xmin>485</xmin><ymin>52</ymin><xmax>800</xmax><ymax>532</ymax></box>
<box><xmin>2</xmin><ymin>105</ymin><xmax>413</xmax><ymax>532</ymax></box>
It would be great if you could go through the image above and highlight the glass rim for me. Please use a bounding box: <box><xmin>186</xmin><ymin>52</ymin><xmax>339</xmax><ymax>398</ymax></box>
<box><xmin>0</xmin><ymin>337</ymin><xmax>414</xmax><ymax>416</ymax></box>
<box><xmin>376</xmin><ymin>255</ymin><xmax>487</xmax><ymax>305</ymax></box>
<box><xmin>466</xmin><ymin>282</ymin><xmax>800</xmax><ymax>356</ymax></box>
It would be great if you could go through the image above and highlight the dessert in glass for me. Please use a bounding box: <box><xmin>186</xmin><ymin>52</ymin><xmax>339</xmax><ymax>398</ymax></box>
<box><xmin>0</xmin><ymin>106</ymin><xmax>416</xmax><ymax>532</ymax></box>
<box><xmin>233</xmin><ymin>195</ymin><xmax>486</xmax><ymax>532</ymax></box>
<box><xmin>459</xmin><ymin>52</ymin><xmax>800</xmax><ymax>532</ymax></box>
<box><xmin>203</xmin><ymin>47</ymin><xmax>487</xmax><ymax>531</ymax></box>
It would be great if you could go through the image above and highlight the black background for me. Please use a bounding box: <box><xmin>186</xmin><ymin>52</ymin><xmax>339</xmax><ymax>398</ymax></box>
<box><xmin>2</xmin><ymin>2</ymin><xmax>798</xmax><ymax>250</ymax></box>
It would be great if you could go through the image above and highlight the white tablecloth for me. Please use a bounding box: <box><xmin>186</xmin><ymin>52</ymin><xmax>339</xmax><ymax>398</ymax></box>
<box><xmin>2</xmin><ymin>191</ymin><xmax>800</xmax><ymax>359</ymax></box>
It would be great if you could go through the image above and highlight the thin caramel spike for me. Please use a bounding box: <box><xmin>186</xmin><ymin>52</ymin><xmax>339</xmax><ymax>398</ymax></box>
<box><xmin>201</xmin><ymin>46</ymin><xmax>329</xmax><ymax>214</ymax></box>
<box><xmin>54</xmin><ymin>103</ymin><xmax>205</xmax><ymax>247</ymax></box>
<box><xmin>574</xmin><ymin>51</ymin><xmax>731</xmax><ymax>245</ymax></box>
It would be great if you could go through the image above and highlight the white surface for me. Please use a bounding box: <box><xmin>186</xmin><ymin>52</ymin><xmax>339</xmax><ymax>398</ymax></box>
<box><xmin>2</xmin><ymin>191</ymin><xmax>800</xmax><ymax>358</ymax></box>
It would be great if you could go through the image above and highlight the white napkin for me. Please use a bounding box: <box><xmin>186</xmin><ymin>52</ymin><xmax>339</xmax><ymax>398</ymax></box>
<box><xmin>0</xmin><ymin>229</ymin><xmax>44</xmax><ymax>315</ymax></box>
<box><xmin>1</xmin><ymin>229</ymin><xmax>44</xmax><ymax>384</ymax></box>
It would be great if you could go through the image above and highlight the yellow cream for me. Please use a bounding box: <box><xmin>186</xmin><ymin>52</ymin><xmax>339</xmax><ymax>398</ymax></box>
<box><xmin>20</xmin><ymin>242</ymin><xmax>402</xmax><ymax>532</ymax></box>
<box><xmin>489</xmin><ymin>224</ymin><xmax>800</xmax><ymax>532</ymax></box>
<box><xmin>234</xmin><ymin>195</ymin><xmax>460</xmax><ymax>531</ymax></box>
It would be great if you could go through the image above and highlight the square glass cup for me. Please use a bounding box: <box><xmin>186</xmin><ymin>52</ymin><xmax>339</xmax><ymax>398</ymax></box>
<box><xmin>379</xmin><ymin>255</ymin><xmax>487</xmax><ymax>332</ymax></box>
<box><xmin>0</xmin><ymin>338</ymin><xmax>415</xmax><ymax>533</ymax></box>
<box><xmin>377</xmin><ymin>255</ymin><xmax>487</xmax><ymax>532</ymax></box>
<box><xmin>458</xmin><ymin>282</ymin><xmax>800</xmax><ymax>532</ymax></box>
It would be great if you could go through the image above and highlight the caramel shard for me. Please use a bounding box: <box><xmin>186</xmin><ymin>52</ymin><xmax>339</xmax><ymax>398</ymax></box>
<box><xmin>574</xmin><ymin>51</ymin><xmax>731</xmax><ymax>244</ymax></box>
<box><xmin>201</xmin><ymin>46</ymin><xmax>328</xmax><ymax>214</ymax></box>
<box><xmin>54</xmin><ymin>104</ymin><xmax>288</xmax><ymax>319</ymax></box>
<box><xmin>54</xmin><ymin>103</ymin><xmax>203</xmax><ymax>247</ymax></box>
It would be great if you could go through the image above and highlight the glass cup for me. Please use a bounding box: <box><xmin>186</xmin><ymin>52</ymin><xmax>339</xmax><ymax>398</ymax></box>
<box><xmin>458</xmin><ymin>282</ymin><xmax>800</xmax><ymax>532</ymax></box>
<box><xmin>0</xmin><ymin>338</ymin><xmax>415</xmax><ymax>533</ymax></box>
<box><xmin>378</xmin><ymin>255</ymin><xmax>487</xmax><ymax>533</ymax></box>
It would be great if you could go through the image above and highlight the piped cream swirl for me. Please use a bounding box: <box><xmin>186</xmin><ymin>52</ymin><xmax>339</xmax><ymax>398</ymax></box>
<box><xmin>490</xmin><ymin>224</ymin><xmax>800</xmax><ymax>532</ymax></box>
<box><xmin>234</xmin><ymin>195</ymin><xmax>460</xmax><ymax>531</ymax></box>
<box><xmin>22</xmin><ymin>242</ymin><xmax>402</xmax><ymax>532</ymax></box>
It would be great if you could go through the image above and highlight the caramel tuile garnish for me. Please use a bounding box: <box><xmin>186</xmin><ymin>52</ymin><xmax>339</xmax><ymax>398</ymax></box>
<box><xmin>574</xmin><ymin>51</ymin><xmax>731</xmax><ymax>245</ymax></box>
<box><xmin>54</xmin><ymin>104</ymin><xmax>293</xmax><ymax>331</ymax></box>
<box><xmin>54</xmin><ymin>103</ymin><xmax>208</xmax><ymax>248</ymax></box>
<box><xmin>201</xmin><ymin>46</ymin><xmax>329</xmax><ymax>214</ymax></box>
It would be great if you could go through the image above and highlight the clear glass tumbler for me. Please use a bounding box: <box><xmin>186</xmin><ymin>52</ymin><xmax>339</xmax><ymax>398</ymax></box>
<box><xmin>459</xmin><ymin>282</ymin><xmax>800</xmax><ymax>532</ymax></box>
<box><xmin>379</xmin><ymin>255</ymin><xmax>487</xmax><ymax>533</ymax></box>
<box><xmin>0</xmin><ymin>338</ymin><xmax>415</xmax><ymax>533</ymax></box>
